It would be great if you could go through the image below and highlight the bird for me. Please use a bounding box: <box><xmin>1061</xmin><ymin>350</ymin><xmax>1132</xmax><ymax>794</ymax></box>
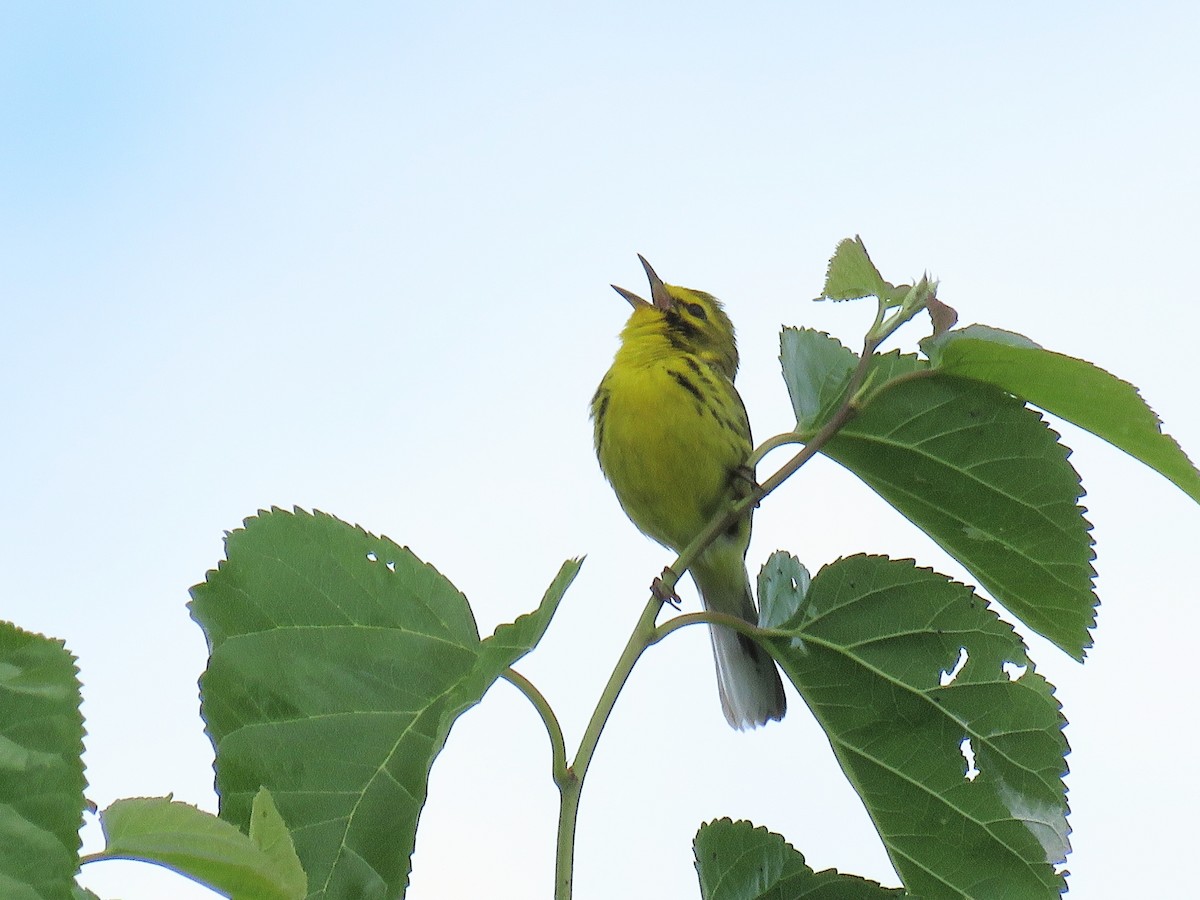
<box><xmin>591</xmin><ymin>255</ymin><xmax>786</xmax><ymax>730</ymax></box>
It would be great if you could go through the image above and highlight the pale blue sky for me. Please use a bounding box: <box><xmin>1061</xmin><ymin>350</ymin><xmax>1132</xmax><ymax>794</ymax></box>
<box><xmin>3</xmin><ymin>4</ymin><xmax>1198</xmax><ymax>898</ymax></box>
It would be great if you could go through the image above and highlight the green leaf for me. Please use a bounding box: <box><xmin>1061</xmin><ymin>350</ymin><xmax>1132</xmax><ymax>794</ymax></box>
<box><xmin>93</xmin><ymin>793</ymin><xmax>305</xmax><ymax>900</ymax></box>
<box><xmin>70</xmin><ymin>887</ymin><xmax>102</xmax><ymax>900</ymax></box>
<box><xmin>756</xmin><ymin>551</ymin><xmax>810</xmax><ymax>630</ymax></box>
<box><xmin>779</xmin><ymin>329</ymin><xmax>926</xmax><ymax>437</ymax></box>
<box><xmin>778</xmin><ymin>333</ymin><xmax>1095</xmax><ymax>656</ymax></box>
<box><xmin>770</xmin><ymin>555</ymin><xmax>1069</xmax><ymax>899</ymax></box>
<box><xmin>0</xmin><ymin>622</ymin><xmax>86</xmax><ymax>900</ymax></box>
<box><xmin>925</xmin><ymin>324</ymin><xmax>1041</xmax><ymax>354</ymax></box>
<box><xmin>926</xmin><ymin>326</ymin><xmax>1200</xmax><ymax>503</ymax></box>
<box><xmin>189</xmin><ymin>508</ymin><xmax>575</xmax><ymax>899</ymax></box>
<box><xmin>780</xmin><ymin>328</ymin><xmax>857</xmax><ymax>433</ymax></box>
<box><xmin>190</xmin><ymin>508</ymin><xmax>477</xmax><ymax>899</ymax></box>
<box><xmin>819</xmin><ymin>236</ymin><xmax>894</xmax><ymax>303</ymax></box>
<box><xmin>465</xmin><ymin>557</ymin><xmax>583</xmax><ymax>706</ymax></box>
<box><xmin>856</xmin><ymin>350</ymin><xmax>927</xmax><ymax>411</ymax></box>
<box><xmin>248</xmin><ymin>789</ymin><xmax>307</xmax><ymax>898</ymax></box>
<box><xmin>822</xmin><ymin>373</ymin><xmax>1096</xmax><ymax>659</ymax></box>
<box><xmin>693</xmin><ymin>818</ymin><xmax>905</xmax><ymax>899</ymax></box>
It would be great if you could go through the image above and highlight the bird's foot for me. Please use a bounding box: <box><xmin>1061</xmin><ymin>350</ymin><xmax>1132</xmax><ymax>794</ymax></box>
<box><xmin>732</xmin><ymin>464</ymin><xmax>761</xmax><ymax>505</ymax></box>
<box><xmin>652</xmin><ymin>568</ymin><xmax>682</xmax><ymax>609</ymax></box>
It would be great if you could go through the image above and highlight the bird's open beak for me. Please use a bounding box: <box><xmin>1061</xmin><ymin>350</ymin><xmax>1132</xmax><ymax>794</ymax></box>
<box><xmin>611</xmin><ymin>254</ymin><xmax>672</xmax><ymax>310</ymax></box>
<box><xmin>611</xmin><ymin>283</ymin><xmax>649</xmax><ymax>308</ymax></box>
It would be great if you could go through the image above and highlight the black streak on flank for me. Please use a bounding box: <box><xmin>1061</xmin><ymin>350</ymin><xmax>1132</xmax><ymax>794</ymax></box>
<box><xmin>668</xmin><ymin>369</ymin><xmax>704</xmax><ymax>404</ymax></box>
<box><xmin>593</xmin><ymin>390</ymin><xmax>609</xmax><ymax>453</ymax></box>
<box><xmin>682</xmin><ymin>355</ymin><xmax>719</xmax><ymax>398</ymax></box>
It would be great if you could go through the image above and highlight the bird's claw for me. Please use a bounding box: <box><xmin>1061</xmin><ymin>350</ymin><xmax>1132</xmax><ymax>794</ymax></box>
<box><xmin>732</xmin><ymin>464</ymin><xmax>761</xmax><ymax>505</ymax></box>
<box><xmin>652</xmin><ymin>568</ymin><xmax>683</xmax><ymax>609</ymax></box>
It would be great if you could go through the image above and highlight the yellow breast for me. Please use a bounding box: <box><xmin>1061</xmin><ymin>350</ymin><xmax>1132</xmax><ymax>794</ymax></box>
<box><xmin>592</xmin><ymin>308</ymin><xmax>752</xmax><ymax>553</ymax></box>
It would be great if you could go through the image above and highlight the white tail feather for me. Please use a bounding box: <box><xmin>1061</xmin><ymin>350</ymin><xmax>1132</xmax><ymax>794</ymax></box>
<box><xmin>692</xmin><ymin>545</ymin><xmax>787</xmax><ymax>730</ymax></box>
<box><xmin>708</xmin><ymin>623</ymin><xmax>786</xmax><ymax>729</ymax></box>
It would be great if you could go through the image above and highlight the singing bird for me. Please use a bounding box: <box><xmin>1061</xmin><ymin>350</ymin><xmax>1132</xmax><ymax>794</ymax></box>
<box><xmin>591</xmin><ymin>256</ymin><xmax>786</xmax><ymax>729</ymax></box>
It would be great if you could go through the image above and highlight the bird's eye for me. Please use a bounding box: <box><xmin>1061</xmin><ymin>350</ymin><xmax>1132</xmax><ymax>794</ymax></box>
<box><xmin>685</xmin><ymin>302</ymin><xmax>707</xmax><ymax>320</ymax></box>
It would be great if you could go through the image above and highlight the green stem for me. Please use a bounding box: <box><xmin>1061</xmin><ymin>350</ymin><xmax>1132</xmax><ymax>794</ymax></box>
<box><xmin>555</xmin><ymin>594</ymin><xmax>663</xmax><ymax>900</ymax></box>
<box><xmin>652</xmin><ymin>609</ymin><xmax>764</xmax><ymax>644</ymax></box>
<box><xmin>749</xmin><ymin>431</ymin><xmax>805</xmax><ymax>468</ymax></box>
<box><xmin>868</xmin><ymin>275</ymin><xmax>937</xmax><ymax>344</ymax></box>
<box><xmin>503</xmin><ymin>668</ymin><xmax>568</xmax><ymax>782</ymax></box>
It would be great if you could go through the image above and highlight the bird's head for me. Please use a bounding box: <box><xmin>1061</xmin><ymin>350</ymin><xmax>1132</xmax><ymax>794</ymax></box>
<box><xmin>612</xmin><ymin>255</ymin><xmax>739</xmax><ymax>378</ymax></box>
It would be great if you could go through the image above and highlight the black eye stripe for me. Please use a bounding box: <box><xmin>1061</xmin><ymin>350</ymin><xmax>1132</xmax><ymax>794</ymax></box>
<box><xmin>664</xmin><ymin>310</ymin><xmax>701</xmax><ymax>343</ymax></box>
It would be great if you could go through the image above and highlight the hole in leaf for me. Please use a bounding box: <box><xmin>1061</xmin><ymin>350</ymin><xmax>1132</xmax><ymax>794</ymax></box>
<box><xmin>1003</xmin><ymin>661</ymin><xmax>1027</xmax><ymax>681</ymax></box>
<box><xmin>366</xmin><ymin>551</ymin><xmax>378</xmax><ymax>562</ymax></box>
<box><xmin>960</xmin><ymin>736</ymin><xmax>979</xmax><ymax>782</ymax></box>
<box><xmin>940</xmin><ymin>647</ymin><xmax>968</xmax><ymax>686</ymax></box>
<box><xmin>386</xmin><ymin>560</ymin><xmax>396</xmax><ymax>572</ymax></box>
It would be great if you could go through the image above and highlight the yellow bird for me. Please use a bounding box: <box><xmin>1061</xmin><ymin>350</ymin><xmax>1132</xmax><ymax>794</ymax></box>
<box><xmin>591</xmin><ymin>256</ymin><xmax>786</xmax><ymax>730</ymax></box>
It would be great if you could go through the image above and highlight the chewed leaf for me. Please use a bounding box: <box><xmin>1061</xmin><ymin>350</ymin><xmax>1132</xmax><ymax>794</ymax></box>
<box><xmin>769</xmin><ymin>555</ymin><xmax>1070</xmax><ymax>898</ymax></box>
<box><xmin>756</xmin><ymin>551</ymin><xmax>811</xmax><ymax>630</ymax></box>
<box><xmin>190</xmin><ymin>508</ymin><xmax>484</xmax><ymax>899</ymax></box>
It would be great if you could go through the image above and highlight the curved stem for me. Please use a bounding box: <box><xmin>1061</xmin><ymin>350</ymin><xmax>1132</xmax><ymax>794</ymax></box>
<box><xmin>748</xmin><ymin>431</ymin><xmax>805</xmax><ymax>468</ymax></box>
<box><xmin>555</xmin><ymin>594</ymin><xmax>663</xmax><ymax>900</ymax></box>
<box><xmin>503</xmin><ymin>668</ymin><xmax>568</xmax><ymax>782</ymax></box>
<box><xmin>650</xmin><ymin>609</ymin><xmax>766</xmax><ymax>645</ymax></box>
<box><xmin>652</xmin><ymin>611</ymin><xmax>796</xmax><ymax>659</ymax></box>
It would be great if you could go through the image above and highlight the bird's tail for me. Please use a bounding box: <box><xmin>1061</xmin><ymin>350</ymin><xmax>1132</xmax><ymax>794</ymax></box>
<box><xmin>692</xmin><ymin>549</ymin><xmax>787</xmax><ymax>730</ymax></box>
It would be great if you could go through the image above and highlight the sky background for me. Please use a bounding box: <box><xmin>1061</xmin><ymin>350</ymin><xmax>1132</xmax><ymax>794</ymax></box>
<box><xmin>3</xmin><ymin>3</ymin><xmax>1198</xmax><ymax>898</ymax></box>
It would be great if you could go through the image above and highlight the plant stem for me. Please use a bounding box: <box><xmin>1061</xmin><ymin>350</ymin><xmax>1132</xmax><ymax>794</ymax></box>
<box><xmin>749</xmin><ymin>431</ymin><xmax>805</xmax><ymax>468</ymax></box>
<box><xmin>503</xmin><ymin>669</ymin><xmax>568</xmax><ymax>782</ymax></box>
<box><xmin>554</xmin><ymin>593</ymin><xmax>663</xmax><ymax>900</ymax></box>
<box><xmin>651</xmin><ymin>609</ymin><xmax>764</xmax><ymax>645</ymax></box>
